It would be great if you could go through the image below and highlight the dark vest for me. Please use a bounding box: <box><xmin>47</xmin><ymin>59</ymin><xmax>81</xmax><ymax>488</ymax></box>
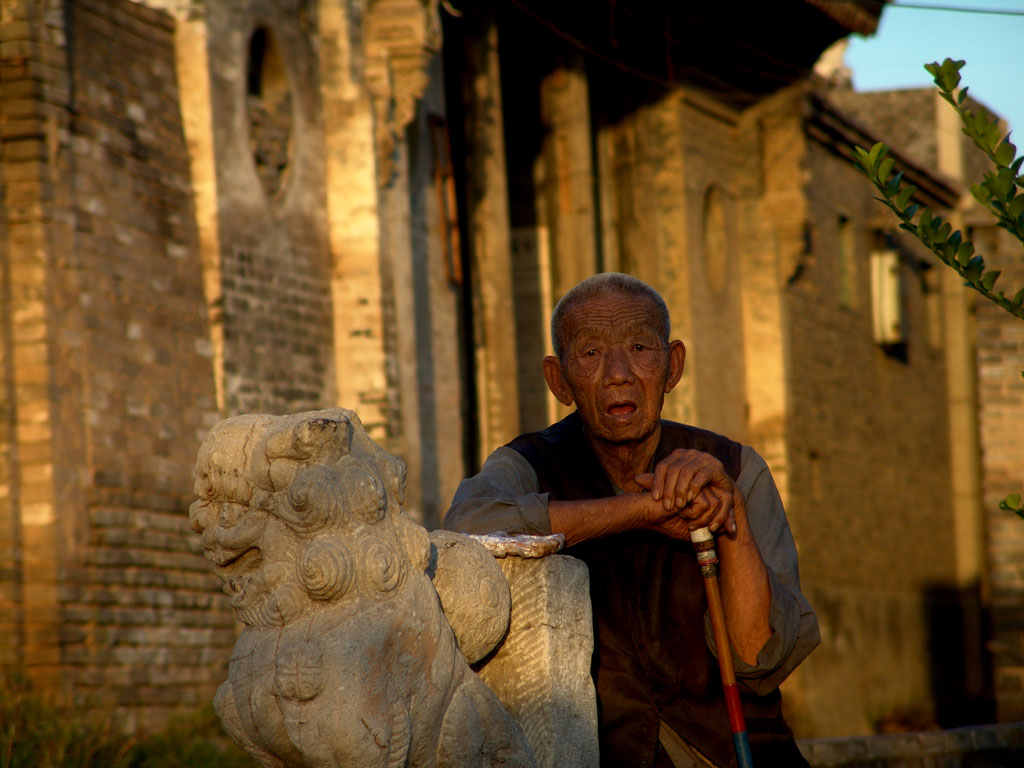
<box><xmin>508</xmin><ymin>412</ymin><xmax>805</xmax><ymax>768</ymax></box>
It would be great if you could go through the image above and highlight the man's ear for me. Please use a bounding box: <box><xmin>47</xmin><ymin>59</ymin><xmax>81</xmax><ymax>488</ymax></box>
<box><xmin>664</xmin><ymin>340</ymin><xmax>686</xmax><ymax>393</ymax></box>
<box><xmin>542</xmin><ymin>355</ymin><xmax>575</xmax><ymax>406</ymax></box>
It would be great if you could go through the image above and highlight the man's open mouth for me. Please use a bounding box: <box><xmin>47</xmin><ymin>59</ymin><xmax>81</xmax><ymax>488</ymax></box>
<box><xmin>607</xmin><ymin>402</ymin><xmax>637</xmax><ymax>416</ymax></box>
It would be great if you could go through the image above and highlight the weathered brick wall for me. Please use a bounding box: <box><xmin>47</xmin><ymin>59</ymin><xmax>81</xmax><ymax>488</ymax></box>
<box><xmin>0</xmin><ymin>109</ymin><xmax>14</xmax><ymax>669</ymax></box>
<box><xmin>54</xmin><ymin>0</ymin><xmax>228</xmax><ymax>727</ymax></box>
<box><xmin>825</xmin><ymin>85</ymin><xmax>993</xmax><ymax>185</ymax></box>
<box><xmin>0</xmin><ymin>0</ymin><xmax>72</xmax><ymax>683</ymax></box>
<box><xmin>783</xmin><ymin>138</ymin><xmax>961</xmax><ymax>736</ymax></box>
<box><xmin>203</xmin><ymin>0</ymin><xmax>335</xmax><ymax>417</ymax></box>
<box><xmin>978</xmin><ymin>227</ymin><xmax>1024</xmax><ymax>720</ymax></box>
<box><xmin>827</xmin><ymin>88</ymin><xmax>939</xmax><ymax>169</ymax></box>
<box><xmin>825</xmin><ymin>85</ymin><xmax>1024</xmax><ymax>725</ymax></box>
<box><xmin>1</xmin><ymin>0</ymin><xmax>230</xmax><ymax>728</ymax></box>
<box><xmin>592</xmin><ymin>89</ymin><xmax>699</xmax><ymax>427</ymax></box>
<box><xmin>676</xmin><ymin>101</ymin><xmax>749</xmax><ymax>445</ymax></box>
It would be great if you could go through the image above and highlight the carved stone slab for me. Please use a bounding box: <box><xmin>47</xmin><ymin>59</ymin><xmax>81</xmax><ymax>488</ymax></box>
<box><xmin>476</xmin><ymin>555</ymin><xmax>599</xmax><ymax>768</ymax></box>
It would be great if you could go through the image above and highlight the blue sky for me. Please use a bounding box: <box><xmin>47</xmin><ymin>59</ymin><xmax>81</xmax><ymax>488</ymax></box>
<box><xmin>845</xmin><ymin>1</ymin><xmax>1024</xmax><ymax>140</ymax></box>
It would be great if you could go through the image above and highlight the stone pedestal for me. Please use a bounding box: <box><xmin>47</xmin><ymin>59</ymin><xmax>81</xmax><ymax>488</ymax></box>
<box><xmin>477</xmin><ymin>554</ymin><xmax>599</xmax><ymax>768</ymax></box>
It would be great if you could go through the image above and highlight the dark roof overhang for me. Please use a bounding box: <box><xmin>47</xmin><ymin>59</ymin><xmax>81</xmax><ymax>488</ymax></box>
<box><xmin>496</xmin><ymin>0</ymin><xmax>885</xmax><ymax>110</ymax></box>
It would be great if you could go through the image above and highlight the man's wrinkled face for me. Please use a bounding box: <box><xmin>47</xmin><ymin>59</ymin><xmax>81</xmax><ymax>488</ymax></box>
<box><xmin>548</xmin><ymin>292</ymin><xmax>683</xmax><ymax>446</ymax></box>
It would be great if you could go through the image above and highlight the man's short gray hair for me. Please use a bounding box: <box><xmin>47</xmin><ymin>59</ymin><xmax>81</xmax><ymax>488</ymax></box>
<box><xmin>550</xmin><ymin>273</ymin><xmax>670</xmax><ymax>359</ymax></box>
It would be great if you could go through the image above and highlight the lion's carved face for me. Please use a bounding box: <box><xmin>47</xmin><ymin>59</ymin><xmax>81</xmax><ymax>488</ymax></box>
<box><xmin>190</xmin><ymin>409</ymin><xmax>425</xmax><ymax>629</ymax></box>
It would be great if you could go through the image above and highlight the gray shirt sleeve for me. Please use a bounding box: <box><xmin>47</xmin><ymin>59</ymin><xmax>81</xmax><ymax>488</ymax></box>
<box><xmin>708</xmin><ymin>445</ymin><xmax>820</xmax><ymax>695</ymax></box>
<box><xmin>443</xmin><ymin>446</ymin><xmax>552</xmax><ymax>535</ymax></box>
<box><xmin>443</xmin><ymin>442</ymin><xmax>820</xmax><ymax>693</ymax></box>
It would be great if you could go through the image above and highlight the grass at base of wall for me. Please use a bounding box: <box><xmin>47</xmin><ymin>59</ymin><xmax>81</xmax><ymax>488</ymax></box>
<box><xmin>0</xmin><ymin>671</ymin><xmax>257</xmax><ymax>768</ymax></box>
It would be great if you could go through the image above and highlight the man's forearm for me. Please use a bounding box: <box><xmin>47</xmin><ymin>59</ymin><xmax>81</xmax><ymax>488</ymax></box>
<box><xmin>716</xmin><ymin>498</ymin><xmax>772</xmax><ymax>665</ymax></box>
<box><xmin>547</xmin><ymin>494</ymin><xmax>650</xmax><ymax>546</ymax></box>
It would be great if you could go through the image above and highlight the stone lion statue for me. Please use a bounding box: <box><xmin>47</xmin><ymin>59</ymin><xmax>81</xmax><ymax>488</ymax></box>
<box><xmin>190</xmin><ymin>408</ymin><xmax>535</xmax><ymax>768</ymax></box>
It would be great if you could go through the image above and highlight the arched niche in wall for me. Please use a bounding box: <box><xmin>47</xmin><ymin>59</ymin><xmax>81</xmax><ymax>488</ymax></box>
<box><xmin>246</xmin><ymin>25</ymin><xmax>294</xmax><ymax>201</ymax></box>
<box><xmin>702</xmin><ymin>185</ymin><xmax>728</xmax><ymax>295</ymax></box>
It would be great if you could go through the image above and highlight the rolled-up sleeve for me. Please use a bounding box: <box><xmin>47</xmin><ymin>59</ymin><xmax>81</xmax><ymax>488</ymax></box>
<box><xmin>708</xmin><ymin>446</ymin><xmax>820</xmax><ymax>695</ymax></box>
<box><xmin>442</xmin><ymin>447</ymin><xmax>553</xmax><ymax>536</ymax></box>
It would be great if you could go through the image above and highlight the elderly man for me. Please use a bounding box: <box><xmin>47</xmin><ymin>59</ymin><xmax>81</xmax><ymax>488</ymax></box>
<box><xmin>444</xmin><ymin>273</ymin><xmax>818</xmax><ymax>768</ymax></box>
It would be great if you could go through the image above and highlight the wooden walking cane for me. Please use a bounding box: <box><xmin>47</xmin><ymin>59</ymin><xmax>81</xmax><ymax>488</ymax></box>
<box><xmin>691</xmin><ymin>527</ymin><xmax>755</xmax><ymax>768</ymax></box>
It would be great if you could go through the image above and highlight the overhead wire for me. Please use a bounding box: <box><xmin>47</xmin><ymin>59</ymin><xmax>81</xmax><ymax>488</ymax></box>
<box><xmin>852</xmin><ymin>0</ymin><xmax>1024</xmax><ymax>17</ymax></box>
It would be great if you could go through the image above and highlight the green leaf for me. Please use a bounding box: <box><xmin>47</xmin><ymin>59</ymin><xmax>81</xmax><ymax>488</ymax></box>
<box><xmin>981</xmin><ymin>270</ymin><xmax>1001</xmax><ymax>291</ymax></box>
<box><xmin>956</xmin><ymin>241</ymin><xmax>974</xmax><ymax>266</ymax></box>
<box><xmin>903</xmin><ymin>203</ymin><xmax>919</xmax><ymax>220</ymax></box>
<box><xmin>971</xmin><ymin>183</ymin><xmax>992</xmax><ymax>205</ymax></box>
<box><xmin>867</xmin><ymin>142</ymin><xmax>886</xmax><ymax>170</ymax></box>
<box><xmin>852</xmin><ymin>146</ymin><xmax>870</xmax><ymax>172</ymax></box>
<box><xmin>999</xmin><ymin>493</ymin><xmax>1022</xmax><ymax>512</ymax></box>
<box><xmin>878</xmin><ymin>158</ymin><xmax>896</xmax><ymax>184</ymax></box>
<box><xmin>985</xmin><ymin>123</ymin><xmax>1003</xmax><ymax>153</ymax></box>
<box><xmin>935</xmin><ymin>58</ymin><xmax>964</xmax><ymax>90</ymax></box>
<box><xmin>1008</xmin><ymin>195</ymin><xmax>1024</xmax><ymax>219</ymax></box>
<box><xmin>957</xmin><ymin>86</ymin><xmax>970</xmax><ymax>106</ymax></box>
<box><xmin>1013</xmin><ymin>288</ymin><xmax>1024</xmax><ymax>308</ymax></box>
<box><xmin>996</xmin><ymin>140</ymin><xmax>1017</xmax><ymax>167</ymax></box>
<box><xmin>895</xmin><ymin>184</ymin><xmax>917</xmax><ymax>210</ymax></box>
<box><xmin>993</xmin><ymin>168</ymin><xmax>1016</xmax><ymax>197</ymax></box>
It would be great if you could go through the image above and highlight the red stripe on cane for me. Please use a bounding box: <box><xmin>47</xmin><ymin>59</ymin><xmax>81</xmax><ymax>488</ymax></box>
<box><xmin>723</xmin><ymin>683</ymin><xmax>746</xmax><ymax>734</ymax></box>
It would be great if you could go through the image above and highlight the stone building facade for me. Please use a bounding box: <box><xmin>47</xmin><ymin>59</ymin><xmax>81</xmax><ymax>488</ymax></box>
<box><xmin>1</xmin><ymin>0</ymin><xmax>1020</xmax><ymax>739</ymax></box>
<box><xmin>829</xmin><ymin>84</ymin><xmax>1024</xmax><ymax>725</ymax></box>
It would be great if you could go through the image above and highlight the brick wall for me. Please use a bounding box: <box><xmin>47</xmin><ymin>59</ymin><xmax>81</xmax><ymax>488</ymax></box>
<box><xmin>0</xmin><ymin>0</ymin><xmax>230</xmax><ymax>728</ymax></box>
<box><xmin>978</xmin><ymin>227</ymin><xmax>1024</xmax><ymax>720</ymax></box>
<box><xmin>0</xmin><ymin>89</ymin><xmax>15</xmax><ymax>669</ymax></box>
<box><xmin>203</xmin><ymin>0</ymin><xmax>336</xmax><ymax>417</ymax></box>
<box><xmin>53</xmin><ymin>0</ymin><xmax>229</xmax><ymax>727</ymax></box>
<box><xmin>0</xmin><ymin>0</ymin><xmax>71</xmax><ymax>683</ymax></box>
<box><xmin>781</xmin><ymin>138</ymin><xmax>962</xmax><ymax>736</ymax></box>
<box><xmin>825</xmin><ymin>84</ymin><xmax>1024</xmax><ymax>724</ymax></box>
